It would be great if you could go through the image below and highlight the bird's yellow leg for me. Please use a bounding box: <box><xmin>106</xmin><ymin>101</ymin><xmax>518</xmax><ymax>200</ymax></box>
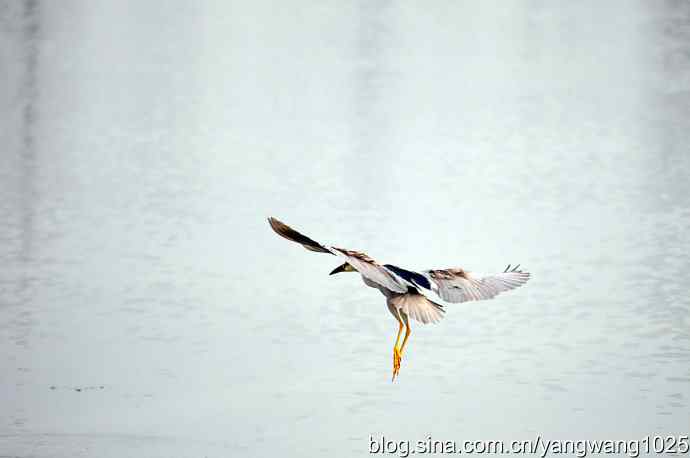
<box><xmin>392</xmin><ymin>318</ymin><xmax>403</xmax><ymax>381</ymax></box>
<box><xmin>393</xmin><ymin>315</ymin><xmax>412</xmax><ymax>380</ymax></box>
<box><xmin>399</xmin><ymin>317</ymin><xmax>411</xmax><ymax>359</ymax></box>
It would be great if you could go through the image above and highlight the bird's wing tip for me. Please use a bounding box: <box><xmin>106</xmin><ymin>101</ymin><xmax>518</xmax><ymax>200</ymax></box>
<box><xmin>267</xmin><ymin>216</ymin><xmax>282</xmax><ymax>232</ymax></box>
<box><xmin>504</xmin><ymin>263</ymin><xmax>529</xmax><ymax>274</ymax></box>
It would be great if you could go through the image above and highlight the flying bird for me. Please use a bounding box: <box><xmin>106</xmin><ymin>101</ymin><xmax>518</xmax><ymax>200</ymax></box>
<box><xmin>268</xmin><ymin>217</ymin><xmax>530</xmax><ymax>381</ymax></box>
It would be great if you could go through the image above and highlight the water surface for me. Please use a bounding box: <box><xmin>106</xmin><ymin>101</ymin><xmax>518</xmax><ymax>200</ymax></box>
<box><xmin>1</xmin><ymin>1</ymin><xmax>689</xmax><ymax>456</ymax></box>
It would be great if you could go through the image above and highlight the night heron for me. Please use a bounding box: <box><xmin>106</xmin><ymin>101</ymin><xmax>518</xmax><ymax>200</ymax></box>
<box><xmin>268</xmin><ymin>217</ymin><xmax>530</xmax><ymax>381</ymax></box>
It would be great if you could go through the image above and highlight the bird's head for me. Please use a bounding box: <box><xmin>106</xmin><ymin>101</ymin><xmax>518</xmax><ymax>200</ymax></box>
<box><xmin>329</xmin><ymin>263</ymin><xmax>355</xmax><ymax>275</ymax></box>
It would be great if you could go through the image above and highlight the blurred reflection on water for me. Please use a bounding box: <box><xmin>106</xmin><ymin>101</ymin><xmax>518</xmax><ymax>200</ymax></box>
<box><xmin>1</xmin><ymin>1</ymin><xmax>689</xmax><ymax>456</ymax></box>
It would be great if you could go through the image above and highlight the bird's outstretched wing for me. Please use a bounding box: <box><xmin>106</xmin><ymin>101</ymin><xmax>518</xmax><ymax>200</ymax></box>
<box><xmin>267</xmin><ymin>217</ymin><xmax>407</xmax><ymax>294</ymax></box>
<box><xmin>330</xmin><ymin>247</ymin><xmax>407</xmax><ymax>294</ymax></box>
<box><xmin>268</xmin><ymin>217</ymin><xmax>331</xmax><ymax>253</ymax></box>
<box><xmin>423</xmin><ymin>264</ymin><xmax>530</xmax><ymax>303</ymax></box>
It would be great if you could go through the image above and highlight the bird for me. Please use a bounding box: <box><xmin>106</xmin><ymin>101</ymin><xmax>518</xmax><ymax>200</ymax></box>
<box><xmin>267</xmin><ymin>217</ymin><xmax>531</xmax><ymax>381</ymax></box>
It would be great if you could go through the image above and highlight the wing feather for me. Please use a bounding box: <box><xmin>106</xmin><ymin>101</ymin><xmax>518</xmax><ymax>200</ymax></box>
<box><xmin>424</xmin><ymin>264</ymin><xmax>530</xmax><ymax>303</ymax></box>
<box><xmin>267</xmin><ymin>217</ymin><xmax>332</xmax><ymax>254</ymax></box>
<box><xmin>331</xmin><ymin>248</ymin><xmax>407</xmax><ymax>294</ymax></box>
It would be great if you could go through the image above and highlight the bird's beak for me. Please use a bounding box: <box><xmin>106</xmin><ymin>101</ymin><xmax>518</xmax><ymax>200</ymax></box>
<box><xmin>329</xmin><ymin>263</ymin><xmax>348</xmax><ymax>275</ymax></box>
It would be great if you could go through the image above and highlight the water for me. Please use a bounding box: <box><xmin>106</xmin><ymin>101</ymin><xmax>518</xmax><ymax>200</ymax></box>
<box><xmin>1</xmin><ymin>1</ymin><xmax>689</xmax><ymax>456</ymax></box>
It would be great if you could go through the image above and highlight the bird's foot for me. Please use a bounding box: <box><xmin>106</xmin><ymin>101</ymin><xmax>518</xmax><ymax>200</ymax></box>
<box><xmin>392</xmin><ymin>347</ymin><xmax>402</xmax><ymax>381</ymax></box>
